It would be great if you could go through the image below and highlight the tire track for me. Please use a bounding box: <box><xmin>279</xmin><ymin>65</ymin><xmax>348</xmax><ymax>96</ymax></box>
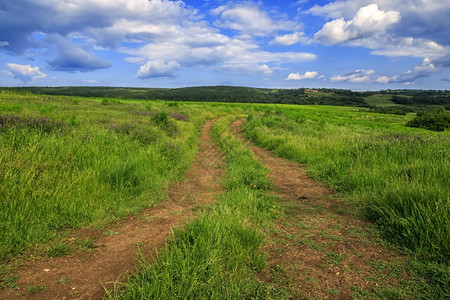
<box><xmin>1</xmin><ymin>119</ymin><xmax>225</xmax><ymax>300</ymax></box>
<box><xmin>231</xmin><ymin>119</ymin><xmax>407</xmax><ymax>299</ymax></box>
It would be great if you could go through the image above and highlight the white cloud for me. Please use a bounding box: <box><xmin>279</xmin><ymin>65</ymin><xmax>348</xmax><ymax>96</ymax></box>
<box><xmin>0</xmin><ymin>41</ymin><xmax>9</xmax><ymax>47</ymax></box>
<box><xmin>308</xmin><ymin>0</ymin><xmax>450</xmax><ymax>46</ymax></box>
<box><xmin>376</xmin><ymin>76</ymin><xmax>390</xmax><ymax>84</ymax></box>
<box><xmin>368</xmin><ymin>37</ymin><xmax>447</xmax><ymax>58</ymax></box>
<box><xmin>315</xmin><ymin>4</ymin><xmax>400</xmax><ymax>45</ymax></box>
<box><xmin>0</xmin><ymin>0</ymin><xmax>316</xmax><ymax>80</ymax></box>
<box><xmin>211</xmin><ymin>2</ymin><xmax>297</xmax><ymax>36</ymax></box>
<box><xmin>376</xmin><ymin>58</ymin><xmax>436</xmax><ymax>84</ymax></box>
<box><xmin>136</xmin><ymin>60</ymin><xmax>181</xmax><ymax>78</ymax></box>
<box><xmin>312</xmin><ymin>1</ymin><xmax>449</xmax><ymax>62</ymax></box>
<box><xmin>330</xmin><ymin>69</ymin><xmax>375</xmax><ymax>83</ymax></box>
<box><xmin>125</xmin><ymin>27</ymin><xmax>316</xmax><ymax>79</ymax></box>
<box><xmin>286</xmin><ymin>71</ymin><xmax>318</xmax><ymax>80</ymax></box>
<box><xmin>5</xmin><ymin>63</ymin><xmax>47</xmax><ymax>83</ymax></box>
<box><xmin>222</xmin><ymin>63</ymin><xmax>274</xmax><ymax>75</ymax></box>
<box><xmin>271</xmin><ymin>32</ymin><xmax>309</xmax><ymax>46</ymax></box>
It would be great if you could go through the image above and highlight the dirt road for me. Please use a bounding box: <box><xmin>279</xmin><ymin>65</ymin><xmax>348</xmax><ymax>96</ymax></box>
<box><xmin>1</xmin><ymin>119</ymin><xmax>224</xmax><ymax>300</ymax></box>
<box><xmin>231</xmin><ymin>119</ymin><xmax>406</xmax><ymax>299</ymax></box>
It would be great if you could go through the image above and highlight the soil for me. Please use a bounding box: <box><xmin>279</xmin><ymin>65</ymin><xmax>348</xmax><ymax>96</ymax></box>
<box><xmin>1</xmin><ymin>119</ymin><xmax>224</xmax><ymax>300</ymax></box>
<box><xmin>231</xmin><ymin>119</ymin><xmax>408</xmax><ymax>299</ymax></box>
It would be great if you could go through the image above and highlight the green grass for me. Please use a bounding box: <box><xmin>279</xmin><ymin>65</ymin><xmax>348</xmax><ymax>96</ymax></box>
<box><xmin>0</xmin><ymin>91</ymin><xmax>209</xmax><ymax>261</ymax></box>
<box><xmin>242</xmin><ymin>105</ymin><xmax>449</xmax><ymax>296</ymax></box>
<box><xmin>365</xmin><ymin>94</ymin><xmax>400</xmax><ymax>107</ymax></box>
<box><xmin>243</xmin><ymin>106</ymin><xmax>449</xmax><ymax>264</ymax></box>
<box><xmin>1</xmin><ymin>91</ymin><xmax>449</xmax><ymax>298</ymax></box>
<box><xmin>107</xmin><ymin>116</ymin><xmax>286</xmax><ymax>299</ymax></box>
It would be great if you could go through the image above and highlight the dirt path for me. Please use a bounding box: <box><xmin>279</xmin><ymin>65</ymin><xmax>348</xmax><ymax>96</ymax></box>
<box><xmin>1</xmin><ymin>119</ymin><xmax>224</xmax><ymax>300</ymax></box>
<box><xmin>231</xmin><ymin>119</ymin><xmax>408</xmax><ymax>299</ymax></box>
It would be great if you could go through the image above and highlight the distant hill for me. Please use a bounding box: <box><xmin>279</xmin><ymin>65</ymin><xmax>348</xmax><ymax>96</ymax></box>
<box><xmin>3</xmin><ymin>86</ymin><xmax>369</xmax><ymax>107</ymax></box>
<box><xmin>2</xmin><ymin>86</ymin><xmax>449</xmax><ymax>109</ymax></box>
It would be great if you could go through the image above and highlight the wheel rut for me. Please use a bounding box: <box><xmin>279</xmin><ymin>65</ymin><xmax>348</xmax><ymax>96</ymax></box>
<box><xmin>1</xmin><ymin>119</ymin><xmax>225</xmax><ymax>300</ymax></box>
<box><xmin>231</xmin><ymin>119</ymin><xmax>407</xmax><ymax>299</ymax></box>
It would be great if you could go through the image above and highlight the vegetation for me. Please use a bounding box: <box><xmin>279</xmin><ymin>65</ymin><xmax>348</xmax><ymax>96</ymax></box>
<box><xmin>108</xmin><ymin>116</ymin><xmax>282</xmax><ymax>299</ymax></box>
<box><xmin>2</xmin><ymin>86</ymin><xmax>370</xmax><ymax>107</ymax></box>
<box><xmin>0</xmin><ymin>90</ymin><xmax>208</xmax><ymax>261</ymax></box>
<box><xmin>406</xmin><ymin>107</ymin><xmax>450</xmax><ymax>131</ymax></box>
<box><xmin>242</xmin><ymin>106</ymin><xmax>449</xmax><ymax>265</ymax></box>
<box><xmin>1</xmin><ymin>89</ymin><xmax>449</xmax><ymax>298</ymax></box>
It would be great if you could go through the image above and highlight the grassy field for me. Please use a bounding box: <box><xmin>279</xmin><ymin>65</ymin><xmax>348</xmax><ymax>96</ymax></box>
<box><xmin>243</xmin><ymin>105</ymin><xmax>449</xmax><ymax>264</ymax></box>
<box><xmin>0</xmin><ymin>90</ymin><xmax>218</xmax><ymax>261</ymax></box>
<box><xmin>1</xmin><ymin>91</ymin><xmax>449</xmax><ymax>297</ymax></box>
<box><xmin>365</xmin><ymin>94</ymin><xmax>400</xmax><ymax>107</ymax></box>
<box><xmin>108</xmin><ymin>116</ymin><xmax>283</xmax><ymax>299</ymax></box>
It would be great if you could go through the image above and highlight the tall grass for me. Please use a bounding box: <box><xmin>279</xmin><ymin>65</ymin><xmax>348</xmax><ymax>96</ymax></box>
<box><xmin>0</xmin><ymin>91</ymin><xmax>205</xmax><ymax>261</ymax></box>
<box><xmin>108</xmin><ymin>116</ymin><xmax>284</xmax><ymax>299</ymax></box>
<box><xmin>243</xmin><ymin>106</ymin><xmax>449</xmax><ymax>264</ymax></box>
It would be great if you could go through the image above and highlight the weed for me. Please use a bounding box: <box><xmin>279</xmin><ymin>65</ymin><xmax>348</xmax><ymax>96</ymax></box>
<box><xmin>57</xmin><ymin>276</ymin><xmax>69</xmax><ymax>284</ymax></box>
<box><xmin>320</xmin><ymin>231</ymin><xmax>344</xmax><ymax>241</ymax></box>
<box><xmin>79</xmin><ymin>238</ymin><xmax>97</xmax><ymax>251</ymax></box>
<box><xmin>324</xmin><ymin>251</ymin><xmax>343</xmax><ymax>266</ymax></box>
<box><xmin>26</xmin><ymin>285</ymin><xmax>45</xmax><ymax>294</ymax></box>
<box><xmin>297</xmin><ymin>238</ymin><xmax>323</xmax><ymax>251</ymax></box>
<box><xmin>48</xmin><ymin>242</ymin><xmax>72</xmax><ymax>257</ymax></box>
<box><xmin>0</xmin><ymin>265</ymin><xmax>17</xmax><ymax>289</ymax></box>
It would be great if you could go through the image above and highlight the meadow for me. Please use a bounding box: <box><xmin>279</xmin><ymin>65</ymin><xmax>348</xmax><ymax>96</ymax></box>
<box><xmin>243</xmin><ymin>105</ymin><xmax>449</xmax><ymax>264</ymax></box>
<box><xmin>0</xmin><ymin>90</ymin><xmax>217</xmax><ymax>261</ymax></box>
<box><xmin>1</xmin><ymin>90</ymin><xmax>449</xmax><ymax>297</ymax></box>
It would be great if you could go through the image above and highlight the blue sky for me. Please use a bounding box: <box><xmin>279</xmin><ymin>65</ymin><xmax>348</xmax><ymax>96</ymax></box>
<box><xmin>1</xmin><ymin>0</ymin><xmax>449</xmax><ymax>90</ymax></box>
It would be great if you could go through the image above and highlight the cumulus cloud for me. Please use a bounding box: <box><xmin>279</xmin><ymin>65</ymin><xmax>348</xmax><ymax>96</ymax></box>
<box><xmin>311</xmin><ymin>1</ymin><xmax>450</xmax><ymax>64</ymax></box>
<box><xmin>222</xmin><ymin>63</ymin><xmax>274</xmax><ymax>75</ymax></box>
<box><xmin>136</xmin><ymin>60</ymin><xmax>181</xmax><ymax>78</ymax></box>
<box><xmin>286</xmin><ymin>71</ymin><xmax>318</xmax><ymax>80</ymax></box>
<box><xmin>211</xmin><ymin>2</ymin><xmax>296</xmax><ymax>36</ymax></box>
<box><xmin>271</xmin><ymin>32</ymin><xmax>309</xmax><ymax>46</ymax></box>
<box><xmin>308</xmin><ymin>0</ymin><xmax>450</xmax><ymax>46</ymax></box>
<box><xmin>368</xmin><ymin>36</ymin><xmax>447</xmax><ymax>58</ymax></box>
<box><xmin>315</xmin><ymin>4</ymin><xmax>400</xmax><ymax>45</ymax></box>
<box><xmin>376</xmin><ymin>58</ymin><xmax>436</xmax><ymax>84</ymax></box>
<box><xmin>0</xmin><ymin>0</ymin><xmax>314</xmax><ymax>79</ymax></box>
<box><xmin>47</xmin><ymin>35</ymin><xmax>111</xmax><ymax>72</ymax></box>
<box><xmin>127</xmin><ymin>30</ymin><xmax>315</xmax><ymax>79</ymax></box>
<box><xmin>5</xmin><ymin>63</ymin><xmax>47</xmax><ymax>83</ymax></box>
<box><xmin>330</xmin><ymin>69</ymin><xmax>375</xmax><ymax>83</ymax></box>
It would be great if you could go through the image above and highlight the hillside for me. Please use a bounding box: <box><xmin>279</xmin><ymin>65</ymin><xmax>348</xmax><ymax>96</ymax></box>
<box><xmin>2</xmin><ymin>86</ymin><xmax>370</xmax><ymax>107</ymax></box>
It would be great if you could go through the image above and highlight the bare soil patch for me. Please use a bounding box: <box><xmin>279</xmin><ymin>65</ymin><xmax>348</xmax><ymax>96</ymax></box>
<box><xmin>231</xmin><ymin>119</ymin><xmax>408</xmax><ymax>299</ymax></box>
<box><xmin>1</xmin><ymin>119</ymin><xmax>224</xmax><ymax>300</ymax></box>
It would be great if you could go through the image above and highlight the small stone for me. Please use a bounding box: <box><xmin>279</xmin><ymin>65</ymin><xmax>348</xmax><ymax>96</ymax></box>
<box><xmin>44</xmin><ymin>269</ymin><xmax>50</xmax><ymax>272</ymax></box>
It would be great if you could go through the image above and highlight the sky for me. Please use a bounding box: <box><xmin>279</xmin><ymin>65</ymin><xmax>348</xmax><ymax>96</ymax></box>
<box><xmin>1</xmin><ymin>0</ymin><xmax>449</xmax><ymax>90</ymax></box>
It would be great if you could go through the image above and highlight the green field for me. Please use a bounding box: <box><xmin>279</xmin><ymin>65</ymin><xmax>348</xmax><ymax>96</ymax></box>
<box><xmin>365</xmin><ymin>94</ymin><xmax>400</xmax><ymax>107</ymax></box>
<box><xmin>1</xmin><ymin>90</ymin><xmax>449</xmax><ymax>298</ymax></box>
<box><xmin>243</xmin><ymin>105</ymin><xmax>449</xmax><ymax>263</ymax></box>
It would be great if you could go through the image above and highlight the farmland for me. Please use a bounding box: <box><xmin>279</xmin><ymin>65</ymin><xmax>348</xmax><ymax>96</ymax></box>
<box><xmin>0</xmin><ymin>89</ymin><xmax>449</xmax><ymax>299</ymax></box>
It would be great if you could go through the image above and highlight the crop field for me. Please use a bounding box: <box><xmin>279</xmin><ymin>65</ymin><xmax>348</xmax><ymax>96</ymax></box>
<box><xmin>0</xmin><ymin>90</ymin><xmax>449</xmax><ymax>299</ymax></box>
